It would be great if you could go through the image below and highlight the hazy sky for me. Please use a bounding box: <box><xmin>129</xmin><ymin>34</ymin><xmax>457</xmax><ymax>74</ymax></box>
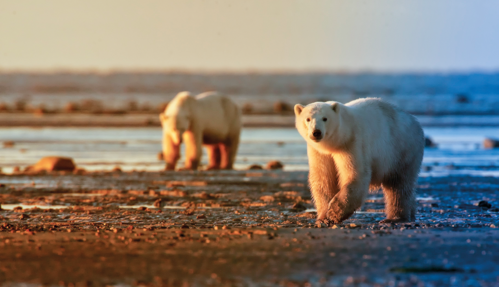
<box><xmin>1</xmin><ymin>0</ymin><xmax>499</xmax><ymax>72</ymax></box>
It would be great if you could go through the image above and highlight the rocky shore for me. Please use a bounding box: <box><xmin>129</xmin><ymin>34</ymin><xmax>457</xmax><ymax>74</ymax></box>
<box><xmin>0</xmin><ymin>170</ymin><xmax>498</xmax><ymax>286</ymax></box>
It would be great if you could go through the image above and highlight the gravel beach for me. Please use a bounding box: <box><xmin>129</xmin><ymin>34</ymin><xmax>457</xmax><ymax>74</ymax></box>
<box><xmin>1</xmin><ymin>170</ymin><xmax>498</xmax><ymax>286</ymax></box>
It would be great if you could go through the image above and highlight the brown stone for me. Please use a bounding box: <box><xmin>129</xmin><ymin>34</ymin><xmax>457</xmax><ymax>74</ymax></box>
<box><xmin>273</xmin><ymin>101</ymin><xmax>292</xmax><ymax>113</ymax></box>
<box><xmin>241</xmin><ymin>103</ymin><xmax>253</xmax><ymax>114</ymax></box>
<box><xmin>25</xmin><ymin>156</ymin><xmax>76</xmax><ymax>173</ymax></box>
<box><xmin>248</xmin><ymin>164</ymin><xmax>263</xmax><ymax>170</ymax></box>
<box><xmin>266</xmin><ymin>160</ymin><xmax>284</xmax><ymax>170</ymax></box>
<box><xmin>484</xmin><ymin>138</ymin><xmax>499</xmax><ymax>149</ymax></box>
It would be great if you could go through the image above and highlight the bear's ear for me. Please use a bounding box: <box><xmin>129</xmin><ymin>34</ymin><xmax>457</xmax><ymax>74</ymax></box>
<box><xmin>294</xmin><ymin>104</ymin><xmax>304</xmax><ymax>116</ymax></box>
<box><xmin>331</xmin><ymin>103</ymin><xmax>339</xmax><ymax>113</ymax></box>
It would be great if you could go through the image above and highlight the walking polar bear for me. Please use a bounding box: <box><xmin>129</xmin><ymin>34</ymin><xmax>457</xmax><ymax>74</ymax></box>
<box><xmin>160</xmin><ymin>91</ymin><xmax>241</xmax><ymax>170</ymax></box>
<box><xmin>294</xmin><ymin>98</ymin><xmax>424</xmax><ymax>224</ymax></box>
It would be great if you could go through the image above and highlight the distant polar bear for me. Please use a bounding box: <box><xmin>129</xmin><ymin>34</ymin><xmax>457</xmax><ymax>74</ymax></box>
<box><xmin>160</xmin><ymin>91</ymin><xmax>241</xmax><ymax>170</ymax></box>
<box><xmin>294</xmin><ymin>98</ymin><xmax>424</xmax><ymax>224</ymax></box>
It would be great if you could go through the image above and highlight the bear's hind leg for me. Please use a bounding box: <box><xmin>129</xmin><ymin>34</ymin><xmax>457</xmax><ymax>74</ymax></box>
<box><xmin>206</xmin><ymin>145</ymin><xmax>222</xmax><ymax>170</ymax></box>
<box><xmin>381</xmin><ymin>179</ymin><xmax>416</xmax><ymax>223</ymax></box>
<box><xmin>220</xmin><ymin>136</ymin><xmax>240</xmax><ymax>170</ymax></box>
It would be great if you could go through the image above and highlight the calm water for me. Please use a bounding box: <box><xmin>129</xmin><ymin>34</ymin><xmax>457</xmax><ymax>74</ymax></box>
<box><xmin>1</xmin><ymin>127</ymin><xmax>499</xmax><ymax>176</ymax></box>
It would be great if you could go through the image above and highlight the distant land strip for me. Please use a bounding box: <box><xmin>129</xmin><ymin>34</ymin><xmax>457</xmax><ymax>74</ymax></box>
<box><xmin>0</xmin><ymin>114</ymin><xmax>498</xmax><ymax>128</ymax></box>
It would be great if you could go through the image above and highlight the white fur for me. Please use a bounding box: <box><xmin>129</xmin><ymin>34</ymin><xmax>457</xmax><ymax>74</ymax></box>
<box><xmin>160</xmin><ymin>91</ymin><xmax>241</xmax><ymax>170</ymax></box>
<box><xmin>295</xmin><ymin>98</ymin><xmax>424</xmax><ymax>223</ymax></box>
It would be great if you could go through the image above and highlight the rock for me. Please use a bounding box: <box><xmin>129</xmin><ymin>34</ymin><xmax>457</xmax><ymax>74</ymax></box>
<box><xmin>157</xmin><ymin>152</ymin><xmax>164</xmax><ymax>161</ymax></box>
<box><xmin>25</xmin><ymin>156</ymin><xmax>76</xmax><ymax>172</ymax></box>
<box><xmin>483</xmin><ymin>138</ymin><xmax>499</xmax><ymax>149</ymax></box>
<box><xmin>12</xmin><ymin>166</ymin><xmax>21</xmax><ymax>173</ymax></box>
<box><xmin>33</xmin><ymin>105</ymin><xmax>47</xmax><ymax>115</ymax></box>
<box><xmin>273</xmin><ymin>101</ymin><xmax>292</xmax><ymax>113</ymax></box>
<box><xmin>456</xmin><ymin>94</ymin><xmax>469</xmax><ymax>103</ymax></box>
<box><xmin>0</xmin><ymin>102</ymin><xmax>9</xmax><ymax>112</ymax></box>
<box><xmin>14</xmin><ymin>100</ymin><xmax>27</xmax><ymax>111</ymax></box>
<box><xmin>489</xmin><ymin>208</ymin><xmax>499</xmax><ymax>212</ymax></box>
<box><xmin>260</xmin><ymin>195</ymin><xmax>274</xmax><ymax>202</ymax></box>
<box><xmin>127</xmin><ymin>101</ymin><xmax>138</xmax><ymax>111</ymax></box>
<box><xmin>112</xmin><ymin>166</ymin><xmax>122</xmax><ymax>173</ymax></box>
<box><xmin>478</xmin><ymin>201</ymin><xmax>492</xmax><ymax>209</ymax></box>
<box><xmin>422</xmin><ymin>166</ymin><xmax>432</xmax><ymax>172</ymax></box>
<box><xmin>241</xmin><ymin>103</ymin><xmax>253</xmax><ymax>114</ymax></box>
<box><xmin>64</xmin><ymin>102</ymin><xmax>79</xmax><ymax>112</ymax></box>
<box><xmin>73</xmin><ymin>168</ymin><xmax>86</xmax><ymax>175</ymax></box>
<box><xmin>266</xmin><ymin>160</ymin><xmax>284</xmax><ymax>170</ymax></box>
<box><xmin>425</xmin><ymin>137</ymin><xmax>436</xmax><ymax>148</ymax></box>
<box><xmin>291</xmin><ymin>202</ymin><xmax>307</xmax><ymax>212</ymax></box>
<box><xmin>3</xmin><ymin>141</ymin><xmax>14</xmax><ymax>148</ymax></box>
<box><xmin>247</xmin><ymin>164</ymin><xmax>263</xmax><ymax>170</ymax></box>
<box><xmin>154</xmin><ymin>198</ymin><xmax>163</xmax><ymax>208</ymax></box>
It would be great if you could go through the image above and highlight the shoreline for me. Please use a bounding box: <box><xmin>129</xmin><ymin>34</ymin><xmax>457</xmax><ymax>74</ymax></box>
<box><xmin>1</xmin><ymin>113</ymin><xmax>499</xmax><ymax>127</ymax></box>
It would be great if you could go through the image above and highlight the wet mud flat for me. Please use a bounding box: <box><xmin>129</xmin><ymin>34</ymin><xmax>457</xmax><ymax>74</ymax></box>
<box><xmin>1</xmin><ymin>170</ymin><xmax>499</xmax><ymax>286</ymax></box>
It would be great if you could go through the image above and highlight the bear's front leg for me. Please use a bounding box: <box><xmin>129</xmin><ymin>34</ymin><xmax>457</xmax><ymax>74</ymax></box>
<box><xmin>183</xmin><ymin>130</ymin><xmax>203</xmax><ymax>170</ymax></box>
<box><xmin>307</xmin><ymin>145</ymin><xmax>339</xmax><ymax>223</ymax></box>
<box><xmin>327</xmin><ymin>178</ymin><xmax>369</xmax><ymax>224</ymax></box>
<box><xmin>162</xmin><ymin>135</ymin><xmax>180</xmax><ymax>170</ymax></box>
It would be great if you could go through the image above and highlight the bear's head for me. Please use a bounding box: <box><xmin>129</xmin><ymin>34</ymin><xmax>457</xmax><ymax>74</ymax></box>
<box><xmin>294</xmin><ymin>101</ymin><xmax>343</xmax><ymax>152</ymax></box>
<box><xmin>159</xmin><ymin>92</ymin><xmax>192</xmax><ymax>145</ymax></box>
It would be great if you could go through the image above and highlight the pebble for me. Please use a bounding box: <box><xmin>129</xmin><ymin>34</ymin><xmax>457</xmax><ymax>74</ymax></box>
<box><xmin>3</xmin><ymin>141</ymin><xmax>14</xmax><ymax>148</ymax></box>
<box><xmin>483</xmin><ymin>138</ymin><xmax>499</xmax><ymax>149</ymax></box>
<box><xmin>266</xmin><ymin>161</ymin><xmax>284</xmax><ymax>170</ymax></box>
<box><xmin>248</xmin><ymin>164</ymin><xmax>263</xmax><ymax>170</ymax></box>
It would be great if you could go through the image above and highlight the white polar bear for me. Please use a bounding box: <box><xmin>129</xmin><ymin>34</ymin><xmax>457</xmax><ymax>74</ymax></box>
<box><xmin>160</xmin><ymin>91</ymin><xmax>241</xmax><ymax>170</ymax></box>
<box><xmin>294</xmin><ymin>98</ymin><xmax>424</xmax><ymax>224</ymax></box>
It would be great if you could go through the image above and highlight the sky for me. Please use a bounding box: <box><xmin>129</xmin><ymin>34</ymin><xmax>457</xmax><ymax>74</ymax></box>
<box><xmin>1</xmin><ymin>0</ymin><xmax>499</xmax><ymax>72</ymax></box>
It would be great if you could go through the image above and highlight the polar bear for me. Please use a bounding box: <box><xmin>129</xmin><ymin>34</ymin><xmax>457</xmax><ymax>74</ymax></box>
<box><xmin>159</xmin><ymin>91</ymin><xmax>241</xmax><ymax>170</ymax></box>
<box><xmin>294</xmin><ymin>98</ymin><xmax>424</xmax><ymax>224</ymax></box>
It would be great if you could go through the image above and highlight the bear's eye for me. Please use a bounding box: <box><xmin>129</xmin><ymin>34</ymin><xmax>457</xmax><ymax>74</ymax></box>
<box><xmin>306</xmin><ymin>118</ymin><xmax>311</xmax><ymax>122</ymax></box>
<box><xmin>323</xmin><ymin>117</ymin><xmax>327</xmax><ymax>122</ymax></box>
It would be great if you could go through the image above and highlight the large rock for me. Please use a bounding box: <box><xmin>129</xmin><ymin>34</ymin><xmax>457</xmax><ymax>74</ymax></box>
<box><xmin>483</xmin><ymin>138</ymin><xmax>499</xmax><ymax>149</ymax></box>
<box><xmin>25</xmin><ymin>156</ymin><xmax>76</xmax><ymax>172</ymax></box>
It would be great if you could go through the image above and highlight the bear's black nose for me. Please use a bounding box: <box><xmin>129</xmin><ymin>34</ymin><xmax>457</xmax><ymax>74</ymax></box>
<box><xmin>312</xmin><ymin>130</ymin><xmax>322</xmax><ymax>139</ymax></box>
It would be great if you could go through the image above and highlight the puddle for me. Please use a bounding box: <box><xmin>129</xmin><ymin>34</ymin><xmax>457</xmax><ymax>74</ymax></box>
<box><xmin>417</xmin><ymin>197</ymin><xmax>437</xmax><ymax>201</ymax></box>
<box><xmin>304</xmin><ymin>208</ymin><xmax>385</xmax><ymax>214</ymax></box>
<box><xmin>3</xmin><ymin>126</ymin><xmax>499</xmax><ymax>174</ymax></box>
<box><xmin>118</xmin><ymin>205</ymin><xmax>185</xmax><ymax>210</ymax></box>
<box><xmin>64</xmin><ymin>193</ymin><xmax>104</xmax><ymax>197</ymax></box>
<box><xmin>0</xmin><ymin>204</ymin><xmax>70</xmax><ymax>210</ymax></box>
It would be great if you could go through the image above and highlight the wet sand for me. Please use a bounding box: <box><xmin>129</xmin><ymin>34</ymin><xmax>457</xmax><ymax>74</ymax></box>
<box><xmin>1</xmin><ymin>170</ymin><xmax>499</xmax><ymax>286</ymax></box>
